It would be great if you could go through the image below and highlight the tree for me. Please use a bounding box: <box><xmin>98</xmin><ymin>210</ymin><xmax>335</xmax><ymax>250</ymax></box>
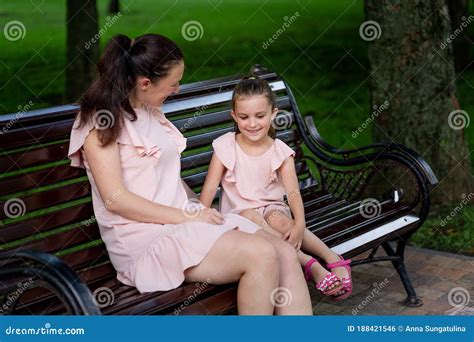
<box><xmin>65</xmin><ymin>0</ymin><xmax>99</xmax><ymax>102</ymax></box>
<box><xmin>365</xmin><ymin>0</ymin><xmax>472</xmax><ymax>205</ymax></box>
<box><xmin>448</xmin><ymin>0</ymin><xmax>470</xmax><ymax>71</ymax></box>
<box><xmin>109</xmin><ymin>0</ymin><xmax>120</xmax><ymax>14</ymax></box>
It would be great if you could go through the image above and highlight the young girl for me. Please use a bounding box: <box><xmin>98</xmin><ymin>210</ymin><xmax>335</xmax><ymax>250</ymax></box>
<box><xmin>200</xmin><ymin>76</ymin><xmax>352</xmax><ymax>300</ymax></box>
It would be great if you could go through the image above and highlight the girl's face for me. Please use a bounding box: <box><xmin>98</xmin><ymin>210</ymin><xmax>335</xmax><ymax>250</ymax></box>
<box><xmin>231</xmin><ymin>95</ymin><xmax>277</xmax><ymax>143</ymax></box>
<box><xmin>134</xmin><ymin>61</ymin><xmax>184</xmax><ymax>108</ymax></box>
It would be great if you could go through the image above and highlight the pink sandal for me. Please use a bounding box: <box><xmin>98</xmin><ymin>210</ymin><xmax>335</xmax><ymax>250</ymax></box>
<box><xmin>326</xmin><ymin>255</ymin><xmax>352</xmax><ymax>301</ymax></box>
<box><xmin>303</xmin><ymin>258</ymin><xmax>342</xmax><ymax>296</ymax></box>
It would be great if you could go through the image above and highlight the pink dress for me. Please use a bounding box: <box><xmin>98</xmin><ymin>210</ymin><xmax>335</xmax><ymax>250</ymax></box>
<box><xmin>68</xmin><ymin>107</ymin><xmax>260</xmax><ymax>293</ymax></box>
<box><xmin>213</xmin><ymin>132</ymin><xmax>295</xmax><ymax>215</ymax></box>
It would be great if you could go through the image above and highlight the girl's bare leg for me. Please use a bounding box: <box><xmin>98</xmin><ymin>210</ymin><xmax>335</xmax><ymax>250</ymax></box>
<box><xmin>265</xmin><ymin>210</ymin><xmax>345</xmax><ymax>295</ymax></box>
<box><xmin>299</xmin><ymin>229</ymin><xmax>349</xmax><ymax>295</ymax></box>
<box><xmin>184</xmin><ymin>229</ymin><xmax>279</xmax><ymax>315</ymax></box>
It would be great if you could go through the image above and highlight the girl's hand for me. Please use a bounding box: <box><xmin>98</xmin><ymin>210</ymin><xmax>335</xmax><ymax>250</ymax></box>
<box><xmin>284</xmin><ymin>224</ymin><xmax>305</xmax><ymax>251</ymax></box>
<box><xmin>186</xmin><ymin>207</ymin><xmax>225</xmax><ymax>225</ymax></box>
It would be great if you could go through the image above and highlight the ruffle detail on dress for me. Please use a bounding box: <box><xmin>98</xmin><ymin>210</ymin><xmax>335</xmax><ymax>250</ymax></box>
<box><xmin>154</xmin><ymin>108</ymin><xmax>187</xmax><ymax>155</ymax></box>
<box><xmin>68</xmin><ymin>114</ymin><xmax>96</xmax><ymax>168</ymax></box>
<box><xmin>115</xmin><ymin>216</ymin><xmax>256</xmax><ymax>293</ymax></box>
<box><xmin>116</xmin><ymin>231</ymin><xmax>207</xmax><ymax>293</ymax></box>
<box><xmin>268</xmin><ymin>139</ymin><xmax>296</xmax><ymax>184</ymax></box>
<box><xmin>212</xmin><ymin>132</ymin><xmax>237</xmax><ymax>183</ymax></box>
<box><xmin>117</xmin><ymin>118</ymin><xmax>161</xmax><ymax>161</ymax></box>
<box><xmin>67</xmin><ymin>112</ymin><xmax>163</xmax><ymax>167</ymax></box>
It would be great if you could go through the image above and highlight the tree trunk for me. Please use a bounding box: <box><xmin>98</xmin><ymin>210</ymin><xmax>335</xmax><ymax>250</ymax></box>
<box><xmin>365</xmin><ymin>0</ymin><xmax>472</xmax><ymax>205</ymax></box>
<box><xmin>448</xmin><ymin>0</ymin><xmax>470</xmax><ymax>71</ymax></box>
<box><xmin>108</xmin><ymin>0</ymin><xmax>120</xmax><ymax>14</ymax></box>
<box><xmin>65</xmin><ymin>0</ymin><xmax>99</xmax><ymax>103</ymax></box>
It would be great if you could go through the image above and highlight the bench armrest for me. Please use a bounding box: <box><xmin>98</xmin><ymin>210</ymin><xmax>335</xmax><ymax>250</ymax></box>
<box><xmin>297</xmin><ymin>115</ymin><xmax>438</xmax><ymax>223</ymax></box>
<box><xmin>0</xmin><ymin>250</ymin><xmax>101</xmax><ymax>315</ymax></box>
<box><xmin>304</xmin><ymin>116</ymin><xmax>438</xmax><ymax>186</ymax></box>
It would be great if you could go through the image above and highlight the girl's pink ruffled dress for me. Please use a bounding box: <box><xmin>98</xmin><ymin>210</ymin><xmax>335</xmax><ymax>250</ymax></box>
<box><xmin>68</xmin><ymin>107</ymin><xmax>260</xmax><ymax>293</ymax></box>
<box><xmin>212</xmin><ymin>132</ymin><xmax>295</xmax><ymax>215</ymax></box>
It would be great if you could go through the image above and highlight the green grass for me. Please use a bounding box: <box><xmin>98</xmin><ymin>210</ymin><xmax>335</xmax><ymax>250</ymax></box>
<box><xmin>0</xmin><ymin>0</ymin><xmax>472</xmax><ymax>255</ymax></box>
<box><xmin>411</xmin><ymin>205</ymin><xmax>474</xmax><ymax>256</ymax></box>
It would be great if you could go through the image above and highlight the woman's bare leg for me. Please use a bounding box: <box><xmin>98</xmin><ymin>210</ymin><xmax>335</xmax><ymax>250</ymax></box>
<box><xmin>184</xmin><ymin>229</ymin><xmax>279</xmax><ymax>315</ymax></box>
<box><xmin>265</xmin><ymin>210</ymin><xmax>344</xmax><ymax>295</ymax></box>
<box><xmin>255</xmin><ymin>229</ymin><xmax>313</xmax><ymax>315</ymax></box>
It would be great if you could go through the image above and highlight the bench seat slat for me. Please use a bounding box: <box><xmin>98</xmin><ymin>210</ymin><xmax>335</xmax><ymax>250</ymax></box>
<box><xmin>331</xmin><ymin>214</ymin><xmax>420</xmax><ymax>256</ymax></box>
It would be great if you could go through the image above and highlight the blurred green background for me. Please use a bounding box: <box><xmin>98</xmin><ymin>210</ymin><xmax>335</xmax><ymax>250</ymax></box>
<box><xmin>0</xmin><ymin>0</ymin><xmax>472</xmax><ymax>254</ymax></box>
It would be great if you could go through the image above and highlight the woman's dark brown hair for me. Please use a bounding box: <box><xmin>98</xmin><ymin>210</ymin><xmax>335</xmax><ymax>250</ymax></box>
<box><xmin>78</xmin><ymin>33</ymin><xmax>184</xmax><ymax>146</ymax></box>
<box><xmin>231</xmin><ymin>75</ymin><xmax>277</xmax><ymax>139</ymax></box>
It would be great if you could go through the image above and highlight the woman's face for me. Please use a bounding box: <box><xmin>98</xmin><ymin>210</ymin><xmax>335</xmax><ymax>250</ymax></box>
<box><xmin>134</xmin><ymin>61</ymin><xmax>184</xmax><ymax>108</ymax></box>
<box><xmin>231</xmin><ymin>95</ymin><xmax>277</xmax><ymax>143</ymax></box>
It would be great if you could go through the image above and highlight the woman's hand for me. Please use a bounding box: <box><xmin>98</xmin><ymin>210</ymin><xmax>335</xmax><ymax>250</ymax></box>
<box><xmin>185</xmin><ymin>207</ymin><xmax>224</xmax><ymax>225</ymax></box>
<box><xmin>284</xmin><ymin>223</ymin><xmax>305</xmax><ymax>250</ymax></box>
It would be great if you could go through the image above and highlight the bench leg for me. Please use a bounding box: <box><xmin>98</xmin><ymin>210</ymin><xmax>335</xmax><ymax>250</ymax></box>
<box><xmin>382</xmin><ymin>241</ymin><xmax>423</xmax><ymax>307</ymax></box>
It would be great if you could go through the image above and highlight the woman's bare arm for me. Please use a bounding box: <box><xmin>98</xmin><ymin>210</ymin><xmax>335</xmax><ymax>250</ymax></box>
<box><xmin>83</xmin><ymin>129</ymin><xmax>223</xmax><ymax>225</ymax></box>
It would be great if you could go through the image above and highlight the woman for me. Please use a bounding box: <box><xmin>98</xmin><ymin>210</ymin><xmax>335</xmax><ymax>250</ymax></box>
<box><xmin>67</xmin><ymin>33</ymin><xmax>312</xmax><ymax>315</ymax></box>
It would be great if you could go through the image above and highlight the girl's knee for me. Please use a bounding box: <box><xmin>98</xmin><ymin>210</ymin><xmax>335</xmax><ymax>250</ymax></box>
<box><xmin>266</xmin><ymin>212</ymin><xmax>293</xmax><ymax>233</ymax></box>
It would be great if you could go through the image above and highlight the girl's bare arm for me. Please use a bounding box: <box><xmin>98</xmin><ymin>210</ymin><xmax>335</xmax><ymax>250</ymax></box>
<box><xmin>280</xmin><ymin>156</ymin><xmax>306</xmax><ymax>227</ymax></box>
<box><xmin>199</xmin><ymin>153</ymin><xmax>225</xmax><ymax>208</ymax></box>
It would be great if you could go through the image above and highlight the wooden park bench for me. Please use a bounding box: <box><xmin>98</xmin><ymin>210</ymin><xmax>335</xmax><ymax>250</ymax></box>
<box><xmin>0</xmin><ymin>65</ymin><xmax>438</xmax><ymax>315</ymax></box>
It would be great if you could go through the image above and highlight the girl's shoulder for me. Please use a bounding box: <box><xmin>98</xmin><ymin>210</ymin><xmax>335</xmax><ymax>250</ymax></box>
<box><xmin>213</xmin><ymin>131</ymin><xmax>236</xmax><ymax>146</ymax></box>
<box><xmin>212</xmin><ymin>132</ymin><xmax>236</xmax><ymax>170</ymax></box>
<box><xmin>273</xmin><ymin>138</ymin><xmax>295</xmax><ymax>156</ymax></box>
